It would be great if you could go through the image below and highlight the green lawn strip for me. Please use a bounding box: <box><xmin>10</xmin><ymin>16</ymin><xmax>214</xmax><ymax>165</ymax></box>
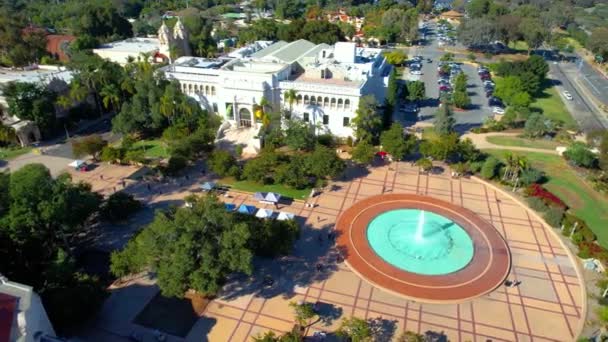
<box><xmin>507</xmin><ymin>41</ymin><xmax>529</xmax><ymax>52</ymax></box>
<box><xmin>531</xmin><ymin>85</ymin><xmax>577</xmax><ymax>128</ymax></box>
<box><xmin>484</xmin><ymin>149</ymin><xmax>608</xmax><ymax>247</ymax></box>
<box><xmin>0</xmin><ymin>146</ymin><xmax>33</xmax><ymax>160</ymax></box>
<box><xmin>132</xmin><ymin>139</ymin><xmax>169</xmax><ymax>159</ymax></box>
<box><xmin>219</xmin><ymin>177</ymin><xmax>310</xmax><ymax>200</ymax></box>
<box><xmin>485</xmin><ymin>136</ymin><xmax>561</xmax><ymax>150</ymax></box>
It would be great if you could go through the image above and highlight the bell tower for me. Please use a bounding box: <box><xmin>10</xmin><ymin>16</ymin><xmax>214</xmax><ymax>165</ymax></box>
<box><xmin>158</xmin><ymin>21</ymin><xmax>172</xmax><ymax>61</ymax></box>
<box><xmin>172</xmin><ymin>17</ymin><xmax>192</xmax><ymax>56</ymax></box>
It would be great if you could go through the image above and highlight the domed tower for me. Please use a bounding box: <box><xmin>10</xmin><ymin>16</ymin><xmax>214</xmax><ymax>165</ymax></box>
<box><xmin>158</xmin><ymin>21</ymin><xmax>172</xmax><ymax>61</ymax></box>
<box><xmin>172</xmin><ymin>17</ymin><xmax>192</xmax><ymax>56</ymax></box>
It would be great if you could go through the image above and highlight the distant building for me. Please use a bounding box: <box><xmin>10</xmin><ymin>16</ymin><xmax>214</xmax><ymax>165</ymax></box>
<box><xmin>93</xmin><ymin>37</ymin><xmax>161</xmax><ymax>65</ymax></box>
<box><xmin>0</xmin><ymin>275</ymin><xmax>60</xmax><ymax>342</ymax></box>
<box><xmin>439</xmin><ymin>10</ymin><xmax>464</xmax><ymax>23</ymax></box>
<box><xmin>45</xmin><ymin>35</ymin><xmax>75</xmax><ymax>62</ymax></box>
<box><xmin>93</xmin><ymin>18</ymin><xmax>191</xmax><ymax>65</ymax></box>
<box><xmin>0</xmin><ymin>66</ymin><xmax>72</xmax><ymax>146</ymax></box>
<box><xmin>162</xmin><ymin>40</ymin><xmax>391</xmax><ymax>138</ymax></box>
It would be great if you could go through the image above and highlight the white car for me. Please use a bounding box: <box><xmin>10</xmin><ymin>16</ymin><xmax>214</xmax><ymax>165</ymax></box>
<box><xmin>563</xmin><ymin>91</ymin><xmax>573</xmax><ymax>101</ymax></box>
<box><xmin>492</xmin><ymin>107</ymin><xmax>506</xmax><ymax>115</ymax></box>
<box><xmin>411</xmin><ymin>70</ymin><xmax>423</xmax><ymax>75</ymax></box>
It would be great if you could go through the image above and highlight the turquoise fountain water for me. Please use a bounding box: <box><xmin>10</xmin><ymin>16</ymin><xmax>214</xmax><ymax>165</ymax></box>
<box><xmin>366</xmin><ymin>209</ymin><xmax>474</xmax><ymax>275</ymax></box>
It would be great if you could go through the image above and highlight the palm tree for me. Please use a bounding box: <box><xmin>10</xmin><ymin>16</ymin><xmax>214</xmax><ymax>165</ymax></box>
<box><xmin>69</xmin><ymin>80</ymin><xmax>89</xmax><ymax>103</ymax></box>
<box><xmin>159</xmin><ymin>93</ymin><xmax>176</xmax><ymax>125</ymax></box>
<box><xmin>0</xmin><ymin>123</ymin><xmax>17</xmax><ymax>145</ymax></box>
<box><xmin>284</xmin><ymin>89</ymin><xmax>298</xmax><ymax>117</ymax></box>
<box><xmin>100</xmin><ymin>84</ymin><xmax>121</xmax><ymax>112</ymax></box>
<box><xmin>56</xmin><ymin>95</ymin><xmax>72</xmax><ymax>110</ymax></box>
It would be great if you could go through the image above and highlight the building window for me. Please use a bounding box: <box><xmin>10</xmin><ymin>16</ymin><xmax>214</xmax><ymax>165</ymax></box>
<box><xmin>330</xmin><ymin>98</ymin><xmax>336</xmax><ymax>108</ymax></box>
<box><xmin>304</xmin><ymin>95</ymin><xmax>310</xmax><ymax>105</ymax></box>
<box><xmin>338</xmin><ymin>99</ymin><xmax>343</xmax><ymax>109</ymax></box>
<box><xmin>323</xmin><ymin>115</ymin><xmax>329</xmax><ymax>125</ymax></box>
<box><xmin>303</xmin><ymin>112</ymin><xmax>309</xmax><ymax>122</ymax></box>
<box><xmin>211</xmin><ymin>86</ymin><xmax>216</xmax><ymax>96</ymax></box>
<box><xmin>213</xmin><ymin>103</ymin><xmax>218</xmax><ymax>113</ymax></box>
<box><xmin>205</xmin><ymin>85</ymin><xmax>210</xmax><ymax>95</ymax></box>
<box><xmin>296</xmin><ymin>95</ymin><xmax>302</xmax><ymax>105</ymax></box>
<box><xmin>343</xmin><ymin>117</ymin><xmax>350</xmax><ymax>127</ymax></box>
<box><xmin>310</xmin><ymin>96</ymin><xmax>316</xmax><ymax>105</ymax></box>
<box><xmin>317</xmin><ymin>96</ymin><xmax>322</xmax><ymax>105</ymax></box>
<box><xmin>321</xmin><ymin>69</ymin><xmax>325</xmax><ymax>79</ymax></box>
<box><xmin>345</xmin><ymin>99</ymin><xmax>351</xmax><ymax>109</ymax></box>
<box><xmin>323</xmin><ymin>97</ymin><xmax>329</xmax><ymax>107</ymax></box>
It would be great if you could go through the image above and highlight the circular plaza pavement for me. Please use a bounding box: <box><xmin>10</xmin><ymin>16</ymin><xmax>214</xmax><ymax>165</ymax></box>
<box><xmin>336</xmin><ymin>194</ymin><xmax>512</xmax><ymax>303</ymax></box>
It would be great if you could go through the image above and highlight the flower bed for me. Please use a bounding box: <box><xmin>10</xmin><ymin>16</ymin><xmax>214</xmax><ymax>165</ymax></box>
<box><xmin>525</xmin><ymin>184</ymin><xmax>567</xmax><ymax>209</ymax></box>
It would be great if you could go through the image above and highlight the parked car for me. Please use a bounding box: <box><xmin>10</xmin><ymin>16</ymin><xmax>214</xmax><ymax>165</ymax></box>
<box><xmin>411</xmin><ymin>70</ymin><xmax>423</xmax><ymax>75</ymax></box>
<box><xmin>563</xmin><ymin>91</ymin><xmax>573</xmax><ymax>100</ymax></box>
<box><xmin>402</xmin><ymin>103</ymin><xmax>419</xmax><ymax>113</ymax></box>
<box><xmin>483</xmin><ymin>80</ymin><xmax>495</xmax><ymax>86</ymax></box>
<box><xmin>439</xmin><ymin>85</ymin><xmax>451</xmax><ymax>92</ymax></box>
<box><xmin>488</xmin><ymin>97</ymin><xmax>503</xmax><ymax>107</ymax></box>
<box><xmin>485</xmin><ymin>90</ymin><xmax>494</xmax><ymax>98</ymax></box>
<box><xmin>480</xmin><ymin>74</ymin><xmax>491</xmax><ymax>81</ymax></box>
<box><xmin>492</xmin><ymin>106</ymin><xmax>506</xmax><ymax>114</ymax></box>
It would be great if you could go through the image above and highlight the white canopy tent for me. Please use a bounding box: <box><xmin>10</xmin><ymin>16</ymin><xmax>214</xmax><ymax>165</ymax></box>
<box><xmin>255</xmin><ymin>208</ymin><xmax>274</xmax><ymax>219</ymax></box>
<box><xmin>277</xmin><ymin>212</ymin><xmax>295</xmax><ymax>221</ymax></box>
<box><xmin>68</xmin><ymin>160</ymin><xmax>85</xmax><ymax>168</ymax></box>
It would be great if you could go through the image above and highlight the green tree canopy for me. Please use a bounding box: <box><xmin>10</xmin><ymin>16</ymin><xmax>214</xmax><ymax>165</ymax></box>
<box><xmin>1</xmin><ymin>82</ymin><xmax>57</xmax><ymax>135</ymax></box>
<box><xmin>337</xmin><ymin>317</ymin><xmax>373</xmax><ymax>342</ymax></box>
<box><xmin>352</xmin><ymin>95</ymin><xmax>382</xmax><ymax>142</ymax></box>
<box><xmin>380</xmin><ymin>123</ymin><xmax>416</xmax><ymax>161</ymax></box>
<box><xmin>406</xmin><ymin>81</ymin><xmax>426</xmax><ymax>102</ymax></box>
<box><xmin>434</xmin><ymin>103</ymin><xmax>455</xmax><ymax>135</ymax></box>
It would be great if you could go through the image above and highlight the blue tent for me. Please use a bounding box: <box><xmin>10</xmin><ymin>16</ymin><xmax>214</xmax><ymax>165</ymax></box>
<box><xmin>225</xmin><ymin>203</ymin><xmax>236</xmax><ymax>212</ymax></box>
<box><xmin>237</xmin><ymin>204</ymin><xmax>256</xmax><ymax>215</ymax></box>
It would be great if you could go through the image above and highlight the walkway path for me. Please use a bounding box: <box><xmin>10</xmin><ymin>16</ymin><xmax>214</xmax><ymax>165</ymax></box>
<box><xmin>462</xmin><ymin>132</ymin><xmax>560</xmax><ymax>155</ymax></box>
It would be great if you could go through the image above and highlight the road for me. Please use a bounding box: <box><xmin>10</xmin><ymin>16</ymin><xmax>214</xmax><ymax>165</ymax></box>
<box><xmin>569</xmin><ymin>56</ymin><xmax>608</xmax><ymax>106</ymax></box>
<box><xmin>397</xmin><ymin>21</ymin><xmax>492</xmax><ymax>133</ymax></box>
<box><xmin>550</xmin><ymin>62</ymin><xmax>608</xmax><ymax>132</ymax></box>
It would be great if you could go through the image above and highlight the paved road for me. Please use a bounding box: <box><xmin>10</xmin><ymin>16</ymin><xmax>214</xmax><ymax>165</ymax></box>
<box><xmin>570</xmin><ymin>57</ymin><xmax>608</xmax><ymax>106</ymax></box>
<box><xmin>398</xmin><ymin>21</ymin><xmax>492</xmax><ymax>133</ymax></box>
<box><xmin>550</xmin><ymin>62</ymin><xmax>608</xmax><ymax>132</ymax></box>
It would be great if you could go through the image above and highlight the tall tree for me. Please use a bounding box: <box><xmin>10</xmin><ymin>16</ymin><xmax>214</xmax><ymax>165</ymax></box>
<box><xmin>434</xmin><ymin>103</ymin><xmax>455</xmax><ymax>135</ymax></box>
<box><xmin>380</xmin><ymin>123</ymin><xmax>416</xmax><ymax>161</ymax></box>
<box><xmin>352</xmin><ymin>95</ymin><xmax>382</xmax><ymax>143</ymax></box>
<box><xmin>111</xmin><ymin>195</ymin><xmax>253</xmax><ymax>297</ymax></box>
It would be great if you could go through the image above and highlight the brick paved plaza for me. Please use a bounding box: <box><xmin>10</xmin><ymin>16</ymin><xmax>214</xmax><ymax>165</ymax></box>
<box><xmin>74</xmin><ymin>161</ymin><xmax>585</xmax><ymax>342</ymax></box>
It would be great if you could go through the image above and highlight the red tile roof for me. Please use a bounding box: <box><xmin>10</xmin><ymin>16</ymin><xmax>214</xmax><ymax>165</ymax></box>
<box><xmin>0</xmin><ymin>293</ymin><xmax>16</xmax><ymax>342</ymax></box>
<box><xmin>46</xmin><ymin>35</ymin><xmax>76</xmax><ymax>62</ymax></box>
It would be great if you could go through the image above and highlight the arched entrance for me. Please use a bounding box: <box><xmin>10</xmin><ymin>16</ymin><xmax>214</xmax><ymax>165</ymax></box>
<box><xmin>239</xmin><ymin>108</ymin><xmax>252</xmax><ymax>127</ymax></box>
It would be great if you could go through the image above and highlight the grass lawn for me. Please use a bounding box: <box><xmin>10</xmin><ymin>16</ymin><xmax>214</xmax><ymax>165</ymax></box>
<box><xmin>484</xmin><ymin>149</ymin><xmax>608</xmax><ymax>247</ymax></box>
<box><xmin>531</xmin><ymin>84</ymin><xmax>577</xmax><ymax>129</ymax></box>
<box><xmin>219</xmin><ymin>177</ymin><xmax>311</xmax><ymax>200</ymax></box>
<box><xmin>507</xmin><ymin>41</ymin><xmax>529</xmax><ymax>52</ymax></box>
<box><xmin>132</xmin><ymin>139</ymin><xmax>169</xmax><ymax>159</ymax></box>
<box><xmin>0</xmin><ymin>146</ymin><xmax>33</xmax><ymax>160</ymax></box>
<box><xmin>485</xmin><ymin>136</ymin><xmax>562</xmax><ymax>150</ymax></box>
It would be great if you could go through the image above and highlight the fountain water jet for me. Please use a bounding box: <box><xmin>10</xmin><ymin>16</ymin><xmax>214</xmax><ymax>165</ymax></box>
<box><xmin>415</xmin><ymin>210</ymin><xmax>425</xmax><ymax>242</ymax></box>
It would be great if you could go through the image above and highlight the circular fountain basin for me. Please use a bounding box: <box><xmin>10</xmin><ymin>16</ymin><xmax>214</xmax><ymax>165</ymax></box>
<box><xmin>367</xmin><ymin>209</ymin><xmax>474</xmax><ymax>275</ymax></box>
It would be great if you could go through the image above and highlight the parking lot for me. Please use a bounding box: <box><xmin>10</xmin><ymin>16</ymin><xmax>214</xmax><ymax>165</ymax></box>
<box><xmin>398</xmin><ymin>20</ymin><xmax>493</xmax><ymax>132</ymax></box>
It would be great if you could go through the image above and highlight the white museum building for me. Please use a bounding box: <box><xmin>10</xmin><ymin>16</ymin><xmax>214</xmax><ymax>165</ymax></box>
<box><xmin>161</xmin><ymin>39</ymin><xmax>391</xmax><ymax>138</ymax></box>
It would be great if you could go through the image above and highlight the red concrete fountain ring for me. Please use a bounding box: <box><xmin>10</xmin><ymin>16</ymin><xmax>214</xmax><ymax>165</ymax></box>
<box><xmin>335</xmin><ymin>194</ymin><xmax>511</xmax><ymax>303</ymax></box>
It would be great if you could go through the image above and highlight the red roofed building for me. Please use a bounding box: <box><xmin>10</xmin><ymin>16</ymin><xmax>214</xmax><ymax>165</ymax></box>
<box><xmin>46</xmin><ymin>35</ymin><xmax>76</xmax><ymax>62</ymax></box>
<box><xmin>0</xmin><ymin>293</ymin><xmax>17</xmax><ymax>342</ymax></box>
<box><xmin>0</xmin><ymin>276</ymin><xmax>57</xmax><ymax>342</ymax></box>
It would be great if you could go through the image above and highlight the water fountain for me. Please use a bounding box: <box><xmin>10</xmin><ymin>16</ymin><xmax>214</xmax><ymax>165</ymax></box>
<box><xmin>367</xmin><ymin>209</ymin><xmax>474</xmax><ymax>275</ymax></box>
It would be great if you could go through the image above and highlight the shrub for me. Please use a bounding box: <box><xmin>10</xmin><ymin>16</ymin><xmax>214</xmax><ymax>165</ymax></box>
<box><xmin>469</xmin><ymin>161</ymin><xmax>484</xmax><ymax>173</ymax></box>
<box><xmin>519</xmin><ymin>168</ymin><xmax>544</xmax><ymax>186</ymax></box>
<box><xmin>165</xmin><ymin>155</ymin><xmax>188</xmax><ymax>175</ymax></box>
<box><xmin>209</xmin><ymin>150</ymin><xmax>237</xmax><ymax>177</ymax></box>
<box><xmin>235</xmin><ymin>145</ymin><xmax>244</xmax><ymax>157</ymax></box>
<box><xmin>100</xmin><ymin>146</ymin><xmax>124</xmax><ymax>163</ymax></box>
<box><xmin>124</xmin><ymin>149</ymin><xmax>145</xmax><ymax>164</ymax></box>
<box><xmin>525</xmin><ymin>184</ymin><xmax>567</xmax><ymax>209</ymax></box>
<box><xmin>101</xmin><ymin>192</ymin><xmax>142</xmax><ymax>222</ymax></box>
<box><xmin>527</xmin><ymin>196</ymin><xmax>548</xmax><ymax>212</ymax></box>
<box><xmin>480</xmin><ymin>157</ymin><xmax>500</xmax><ymax>179</ymax></box>
<box><xmin>317</xmin><ymin>133</ymin><xmax>334</xmax><ymax>147</ymax></box>
<box><xmin>544</xmin><ymin>206</ymin><xmax>565</xmax><ymax>228</ymax></box>
<box><xmin>563</xmin><ymin>142</ymin><xmax>597</xmax><ymax>168</ymax></box>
